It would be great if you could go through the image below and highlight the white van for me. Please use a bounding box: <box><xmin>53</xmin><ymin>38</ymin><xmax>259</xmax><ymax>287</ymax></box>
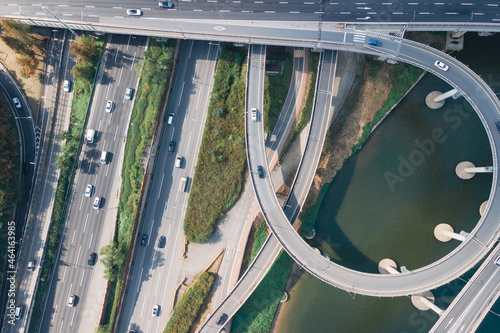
<box><xmin>86</xmin><ymin>129</ymin><xmax>96</xmax><ymax>143</ymax></box>
<box><xmin>167</xmin><ymin>113</ymin><xmax>174</xmax><ymax>125</ymax></box>
<box><xmin>100</xmin><ymin>151</ymin><xmax>108</xmax><ymax>164</ymax></box>
<box><xmin>15</xmin><ymin>306</ymin><xmax>23</xmax><ymax>320</ymax></box>
<box><xmin>180</xmin><ymin>176</ymin><xmax>188</xmax><ymax>192</ymax></box>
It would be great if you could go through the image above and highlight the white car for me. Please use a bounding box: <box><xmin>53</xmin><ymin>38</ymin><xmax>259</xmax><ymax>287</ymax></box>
<box><xmin>127</xmin><ymin>9</ymin><xmax>142</xmax><ymax>16</ymax></box>
<box><xmin>495</xmin><ymin>256</ymin><xmax>500</xmax><ymax>267</ymax></box>
<box><xmin>175</xmin><ymin>156</ymin><xmax>183</xmax><ymax>168</ymax></box>
<box><xmin>93</xmin><ymin>197</ymin><xmax>101</xmax><ymax>210</ymax></box>
<box><xmin>152</xmin><ymin>304</ymin><xmax>159</xmax><ymax>316</ymax></box>
<box><xmin>12</xmin><ymin>97</ymin><xmax>22</xmax><ymax>108</ymax></box>
<box><xmin>85</xmin><ymin>184</ymin><xmax>94</xmax><ymax>197</ymax></box>
<box><xmin>251</xmin><ymin>108</ymin><xmax>258</xmax><ymax>122</ymax></box>
<box><xmin>434</xmin><ymin>60</ymin><xmax>449</xmax><ymax>71</ymax></box>
<box><xmin>68</xmin><ymin>295</ymin><xmax>76</xmax><ymax>307</ymax></box>
<box><xmin>63</xmin><ymin>80</ymin><xmax>71</xmax><ymax>92</ymax></box>
<box><xmin>105</xmin><ymin>100</ymin><xmax>115</xmax><ymax>113</ymax></box>
<box><xmin>125</xmin><ymin>87</ymin><xmax>134</xmax><ymax>100</ymax></box>
<box><xmin>27</xmin><ymin>260</ymin><xmax>36</xmax><ymax>271</ymax></box>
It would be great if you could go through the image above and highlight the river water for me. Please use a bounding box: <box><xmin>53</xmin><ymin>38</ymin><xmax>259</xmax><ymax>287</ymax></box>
<box><xmin>276</xmin><ymin>33</ymin><xmax>500</xmax><ymax>333</ymax></box>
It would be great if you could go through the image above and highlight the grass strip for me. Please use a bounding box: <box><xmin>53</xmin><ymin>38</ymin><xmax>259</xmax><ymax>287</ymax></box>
<box><xmin>183</xmin><ymin>44</ymin><xmax>247</xmax><ymax>243</ymax></box>
<box><xmin>352</xmin><ymin>59</ymin><xmax>423</xmax><ymax>152</ymax></box>
<box><xmin>240</xmin><ymin>219</ymin><xmax>268</xmax><ymax>275</ymax></box>
<box><xmin>281</xmin><ymin>52</ymin><xmax>319</xmax><ymax>157</ymax></box>
<box><xmin>96</xmin><ymin>39</ymin><xmax>176</xmax><ymax>333</ymax></box>
<box><xmin>231</xmin><ymin>251</ymin><xmax>294</xmax><ymax>333</ymax></box>
<box><xmin>163</xmin><ymin>272</ymin><xmax>216</xmax><ymax>333</ymax></box>
<box><xmin>263</xmin><ymin>49</ymin><xmax>293</xmax><ymax>133</ymax></box>
<box><xmin>27</xmin><ymin>34</ymin><xmax>104</xmax><ymax>333</ymax></box>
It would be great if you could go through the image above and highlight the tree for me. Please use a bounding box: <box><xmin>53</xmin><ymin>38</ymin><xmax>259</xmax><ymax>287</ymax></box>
<box><xmin>72</xmin><ymin>60</ymin><xmax>95</xmax><ymax>80</ymax></box>
<box><xmin>0</xmin><ymin>18</ymin><xmax>35</xmax><ymax>50</ymax></box>
<box><xmin>70</xmin><ymin>35</ymin><xmax>98</xmax><ymax>63</ymax></box>
<box><xmin>100</xmin><ymin>242</ymin><xmax>125</xmax><ymax>281</ymax></box>
<box><xmin>17</xmin><ymin>53</ymin><xmax>39</xmax><ymax>78</ymax></box>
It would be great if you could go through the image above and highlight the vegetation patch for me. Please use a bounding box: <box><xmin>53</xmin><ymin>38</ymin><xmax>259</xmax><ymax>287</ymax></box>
<box><xmin>183</xmin><ymin>44</ymin><xmax>247</xmax><ymax>243</ymax></box>
<box><xmin>28</xmin><ymin>33</ymin><xmax>104</xmax><ymax>333</ymax></box>
<box><xmin>163</xmin><ymin>272</ymin><xmax>216</xmax><ymax>333</ymax></box>
<box><xmin>231</xmin><ymin>251</ymin><xmax>294</xmax><ymax>333</ymax></box>
<box><xmin>263</xmin><ymin>47</ymin><xmax>293</xmax><ymax>133</ymax></box>
<box><xmin>0</xmin><ymin>93</ymin><xmax>22</xmax><ymax>282</ymax></box>
<box><xmin>239</xmin><ymin>218</ymin><xmax>269</xmax><ymax>276</ymax></box>
<box><xmin>297</xmin><ymin>182</ymin><xmax>330</xmax><ymax>237</ymax></box>
<box><xmin>351</xmin><ymin>59</ymin><xmax>422</xmax><ymax>152</ymax></box>
<box><xmin>97</xmin><ymin>39</ymin><xmax>176</xmax><ymax>333</ymax></box>
<box><xmin>282</xmin><ymin>51</ymin><xmax>320</xmax><ymax>156</ymax></box>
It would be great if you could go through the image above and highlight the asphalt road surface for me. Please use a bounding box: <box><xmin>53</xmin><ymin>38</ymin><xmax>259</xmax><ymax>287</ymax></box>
<box><xmin>39</xmin><ymin>34</ymin><xmax>148</xmax><ymax>333</ymax></box>
<box><xmin>2</xmin><ymin>1</ymin><xmax>500</xmax><ymax>24</ymax></box>
<box><xmin>118</xmin><ymin>40</ymin><xmax>220</xmax><ymax>333</ymax></box>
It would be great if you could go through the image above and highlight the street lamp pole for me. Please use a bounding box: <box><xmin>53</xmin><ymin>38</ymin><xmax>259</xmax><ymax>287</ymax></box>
<box><xmin>42</xmin><ymin>6</ymin><xmax>80</xmax><ymax>38</ymax></box>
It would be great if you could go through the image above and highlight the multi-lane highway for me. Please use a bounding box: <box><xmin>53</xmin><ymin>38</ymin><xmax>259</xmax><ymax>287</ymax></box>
<box><xmin>38</xmin><ymin>34</ymin><xmax>147</xmax><ymax>333</ymax></box>
<box><xmin>3</xmin><ymin>1</ymin><xmax>500</xmax><ymax>25</ymax></box>
<box><xmin>118</xmin><ymin>40</ymin><xmax>220</xmax><ymax>333</ymax></box>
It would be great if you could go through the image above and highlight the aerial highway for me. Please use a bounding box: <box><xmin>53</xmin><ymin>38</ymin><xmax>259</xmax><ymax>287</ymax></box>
<box><xmin>431</xmin><ymin>244</ymin><xmax>500</xmax><ymax>333</ymax></box>
<box><xmin>3</xmin><ymin>0</ymin><xmax>500</xmax><ymax>25</ymax></box>
<box><xmin>117</xmin><ymin>40</ymin><xmax>220</xmax><ymax>333</ymax></box>
<box><xmin>37</xmin><ymin>34</ymin><xmax>147</xmax><ymax>333</ymax></box>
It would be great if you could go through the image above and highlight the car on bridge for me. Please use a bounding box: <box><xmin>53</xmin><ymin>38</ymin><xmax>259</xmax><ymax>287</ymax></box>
<box><xmin>105</xmin><ymin>100</ymin><xmax>115</xmax><ymax>113</ymax></box>
<box><xmin>126</xmin><ymin>9</ymin><xmax>142</xmax><ymax>16</ymax></box>
<box><xmin>217</xmin><ymin>313</ymin><xmax>228</xmax><ymax>325</ymax></box>
<box><xmin>93</xmin><ymin>197</ymin><xmax>101</xmax><ymax>210</ymax></box>
<box><xmin>27</xmin><ymin>260</ymin><xmax>36</xmax><ymax>271</ymax></box>
<box><xmin>12</xmin><ymin>97</ymin><xmax>22</xmax><ymax>108</ymax></box>
<box><xmin>434</xmin><ymin>60</ymin><xmax>449</xmax><ymax>71</ymax></box>
<box><xmin>159</xmin><ymin>1</ymin><xmax>174</xmax><ymax>8</ymax></box>
<box><xmin>68</xmin><ymin>295</ymin><xmax>76</xmax><ymax>307</ymax></box>
<box><xmin>495</xmin><ymin>122</ymin><xmax>500</xmax><ymax>134</ymax></box>
<box><xmin>368</xmin><ymin>39</ymin><xmax>381</xmax><ymax>47</ymax></box>
<box><xmin>152</xmin><ymin>304</ymin><xmax>159</xmax><ymax>316</ymax></box>
<box><xmin>88</xmin><ymin>252</ymin><xmax>97</xmax><ymax>266</ymax></box>
<box><xmin>495</xmin><ymin>256</ymin><xmax>500</xmax><ymax>266</ymax></box>
<box><xmin>85</xmin><ymin>184</ymin><xmax>94</xmax><ymax>197</ymax></box>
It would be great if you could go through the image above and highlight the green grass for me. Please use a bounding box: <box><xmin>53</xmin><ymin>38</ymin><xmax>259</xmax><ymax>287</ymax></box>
<box><xmin>231</xmin><ymin>251</ymin><xmax>294</xmax><ymax>333</ymax></box>
<box><xmin>281</xmin><ymin>51</ymin><xmax>320</xmax><ymax>157</ymax></box>
<box><xmin>28</xmin><ymin>34</ymin><xmax>104</xmax><ymax>333</ymax></box>
<box><xmin>163</xmin><ymin>272</ymin><xmax>216</xmax><ymax>333</ymax></box>
<box><xmin>352</xmin><ymin>59</ymin><xmax>423</xmax><ymax>152</ymax></box>
<box><xmin>183</xmin><ymin>44</ymin><xmax>247</xmax><ymax>243</ymax></box>
<box><xmin>263</xmin><ymin>49</ymin><xmax>293</xmax><ymax>133</ymax></box>
<box><xmin>298</xmin><ymin>182</ymin><xmax>330</xmax><ymax>237</ymax></box>
<box><xmin>240</xmin><ymin>219</ymin><xmax>268</xmax><ymax>275</ymax></box>
<box><xmin>97</xmin><ymin>39</ymin><xmax>176</xmax><ymax>332</ymax></box>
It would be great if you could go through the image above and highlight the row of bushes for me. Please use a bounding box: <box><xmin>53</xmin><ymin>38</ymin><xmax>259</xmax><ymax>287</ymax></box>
<box><xmin>97</xmin><ymin>39</ymin><xmax>177</xmax><ymax>333</ymax></box>
<box><xmin>28</xmin><ymin>34</ymin><xmax>104</xmax><ymax>333</ymax></box>
<box><xmin>183</xmin><ymin>44</ymin><xmax>248</xmax><ymax>243</ymax></box>
<box><xmin>163</xmin><ymin>272</ymin><xmax>216</xmax><ymax>333</ymax></box>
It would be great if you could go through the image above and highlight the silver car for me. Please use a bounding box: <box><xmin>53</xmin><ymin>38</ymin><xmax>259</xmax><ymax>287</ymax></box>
<box><xmin>126</xmin><ymin>9</ymin><xmax>142</xmax><ymax>16</ymax></box>
<box><xmin>93</xmin><ymin>197</ymin><xmax>101</xmax><ymax>210</ymax></box>
<box><xmin>105</xmin><ymin>100</ymin><xmax>115</xmax><ymax>113</ymax></box>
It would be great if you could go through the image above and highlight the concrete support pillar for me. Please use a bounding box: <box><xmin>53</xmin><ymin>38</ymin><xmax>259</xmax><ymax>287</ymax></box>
<box><xmin>433</xmin><ymin>89</ymin><xmax>458</xmax><ymax>102</ymax></box>
<box><xmin>425</xmin><ymin>89</ymin><xmax>462</xmax><ymax>109</ymax></box>
<box><xmin>378</xmin><ymin>259</ymin><xmax>399</xmax><ymax>275</ymax></box>
<box><xmin>412</xmin><ymin>291</ymin><xmax>444</xmax><ymax>315</ymax></box>
<box><xmin>434</xmin><ymin>223</ymin><xmax>468</xmax><ymax>242</ymax></box>
<box><xmin>456</xmin><ymin>161</ymin><xmax>496</xmax><ymax>179</ymax></box>
<box><xmin>480</xmin><ymin>201</ymin><xmax>488</xmax><ymax>217</ymax></box>
<box><xmin>451</xmin><ymin>31</ymin><xmax>466</xmax><ymax>38</ymax></box>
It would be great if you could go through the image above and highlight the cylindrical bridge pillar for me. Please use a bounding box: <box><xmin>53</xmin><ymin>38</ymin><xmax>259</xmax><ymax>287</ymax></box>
<box><xmin>378</xmin><ymin>259</ymin><xmax>399</xmax><ymax>275</ymax></box>
<box><xmin>411</xmin><ymin>291</ymin><xmax>444</xmax><ymax>315</ymax></box>
<box><xmin>434</xmin><ymin>223</ymin><xmax>468</xmax><ymax>242</ymax></box>
<box><xmin>456</xmin><ymin>161</ymin><xmax>496</xmax><ymax>180</ymax></box>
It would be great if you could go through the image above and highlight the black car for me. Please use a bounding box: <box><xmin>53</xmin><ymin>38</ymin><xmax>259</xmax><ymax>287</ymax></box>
<box><xmin>257</xmin><ymin>165</ymin><xmax>265</xmax><ymax>179</ymax></box>
<box><xmin>158</xmin><ymin>236</ymin><xmax>166</xmax><ymax>248</ymax></box>
<box><xmin>496</xmin><ymin>121</ymin><xmax>500</xmax><ymax>134</ymax></box>
<box><xmin>88</xmin><ymin>252</ymin><xmax>97</xmax><ymax>266</ymax></box>
<box><xmin>168</xmin><ymin>141</ymin><xmax>176</xmax><ymax>153</ymax></box>
<box><xmin>140</xmin><ymin>234</ymin><xmax>148</xmax><ymax>246</ymax></box>
<box><xmin>216</xmin><ymin>313</ymin><xmax>228</xmax><ymax>325</ymax></box>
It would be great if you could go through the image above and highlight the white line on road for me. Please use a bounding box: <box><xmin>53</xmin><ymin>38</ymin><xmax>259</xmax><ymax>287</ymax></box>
<box><xmin>179</xmin><ymin>81</ymin><xmax>185</xmax><ymax>106</ymax></box>
<box><xmin>76</xmin><ymin>246</ymin><xmax>81</xmax><ymax>267</ymax></box>
<box><xmin>71</xmin><ymin>229</ymin><xmax>76</xmax><ymax>244</ymax></box>
<box><xmin>137</xmin><ymin>268</ymin><xmax>143</xmax><ymax>293</ymax></box>
<box><xmin>79</xmin><ymin>194</ymin><xmax>84</xmax><ymax>211</ymax></box>
<box><xmin>61</xmin><ymin>266</ymin><xmax>67</xmax><ymax>283</ymax></box>
<box><xmin>189</xmin><ymin>41</ymin><xmax>194</xmax><ymax>58</ymax></box>
<box><xmin>118</xmin><ymin>65</ymin><xmax>124</xmax><ymax>87</ymax></box>
<box><xmin>158</xmin><ymin>173</ymin><xmax>165</xmax><ymax>199</ymax></box>
<box><xmin>148</xmin><ymin>219</ymin><xmax>154</xmax><ymax>244</ymax></box>
<box><xmin>155</xmin><ymin>271</ymin><xmax>162</xmax><ymax>296</ymax></box>
<box><xmin>83</xmin><ymin>213</ymin><xmax>89</xmax><ymax>233</ymax></box>
<box><xmin>114</xmin><ymin>125</ymin><xmax>119</xmax><ymax>141</ymax></box>
<box><xmin>89</xmin><ymin>233</ymin><xmax>93</xmax><ymax>249</ymax></box>
<box><xmin>58</xmin><ymin>320</ymin><xmax>64</xmax><ymax>333</ymax></box>
<box><xmin>80</xmin><ymin>270</ymin><xmax>85</xmax><ymax>286</ymax></box>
